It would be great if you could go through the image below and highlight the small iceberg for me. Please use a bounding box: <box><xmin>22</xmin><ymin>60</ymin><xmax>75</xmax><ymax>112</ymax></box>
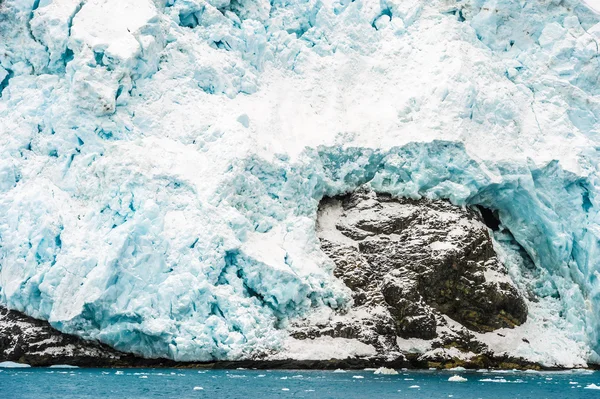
<box><xmin>585</xmin><ymin>384</ymin><xmax>600</xmax><ymax>390</ymax></box>
<box><xmin>352</xmin><ymin>375</ymin><xmax>364</xmax><ymax>379</ymax></box>
<box><xmin>333</xmin><ymin>369</ymin><xmax>347</xmax><ymax>373</ymax></box>
<box><xmin>409</xmin><ymin>385</ymin><xmax>420</xmax><ymax>389</ymax></box>
<box><xmin>193</xmin><ymin>386</ymin><xmax>203</xmax><ymax>391</ymax></box>
<box><xmin>0</xmin><ymin>361</ymin><xmax>30</xmax><ymax>368</ymax></box>
<box><xmin>374</xmin><ymin>367</ymin><xmax>398</xmax><ymax>375</ymax></box>
<box><xmin>49</xmin><ymin>365</ymin><xmax>79</xmax><ymax>369</ymax></box>
<box><xmin>448</xmin><ymin>375</ymin><xmax>468</xmax><ymax>382</ymax></box>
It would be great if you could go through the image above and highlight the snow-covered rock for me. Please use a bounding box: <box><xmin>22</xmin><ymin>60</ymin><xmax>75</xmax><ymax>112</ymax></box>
<box><xmin>0</xmin><ymin>0</ymin><xmax>600</xmax><ymax>366</ymax></box>
<box><xmin>287</xmin><ymin>186</ymin><xmax>537</xmax><ymax>366</ymax></box>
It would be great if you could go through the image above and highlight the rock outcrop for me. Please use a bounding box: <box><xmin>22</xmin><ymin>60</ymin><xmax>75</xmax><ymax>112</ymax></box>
<box><xmin>289</xmin><ymin>186</ymin><xmax>529</xmax><ymax>367</ymax></box>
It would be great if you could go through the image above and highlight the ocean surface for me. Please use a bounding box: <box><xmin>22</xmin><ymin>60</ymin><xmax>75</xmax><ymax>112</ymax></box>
<box><xmin>1</xmin><ymin>367</ymin><xmax>600</xmax><ymax>398</ymax></box>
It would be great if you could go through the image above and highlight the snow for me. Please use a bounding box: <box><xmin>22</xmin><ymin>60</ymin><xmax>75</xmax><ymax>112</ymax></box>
<box><xmin>270</xmin><ymin>336</ymin><xmax>377</xmax><ymax>361</ymax></box>
<box><xmin>583</xmin><ymin>1</ymin><xmax>600</xmax><ymax>14</ymax></box>
<box><xmin>448</xmin><ymin>375</ymin><xmax>467</xmax><ymax>382</ymax></box>
<box><xmin>0</xmin><ymin>0</ymin><xmax>600</xmax><ymax>365</ymax></box>
<box><xmin>396</xmin><ymin>337</ymin><xmax>432</xmax><ymax>354</ymax></box>
<box><xmin>0</xmin><ymin>361</ymin><xmax>31</xmax><ymax>368</ymax></box>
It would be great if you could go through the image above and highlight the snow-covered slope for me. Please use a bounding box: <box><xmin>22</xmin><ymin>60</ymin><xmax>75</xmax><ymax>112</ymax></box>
<box><xmin>1</xmin><ymin>0</ymin><xmax>600</xmax><ymax>364</ymax></box>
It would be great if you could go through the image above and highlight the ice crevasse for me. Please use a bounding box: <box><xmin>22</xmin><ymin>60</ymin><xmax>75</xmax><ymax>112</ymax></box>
<box><xmin>1</xmin><ymin>0</ymin><xmax>600</xmax><ymax>363</ymax></box>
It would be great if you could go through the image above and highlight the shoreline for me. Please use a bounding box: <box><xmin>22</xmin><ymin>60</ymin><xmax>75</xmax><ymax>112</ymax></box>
<box><xmin>2</xmin><ymin>306</ymin><xmax>597</xmax><ymax>371</ymax></box>
<box><xmin>3</xmin><ymin>356</ymin><xmax>599</xmax><ymax>371</ymax></box>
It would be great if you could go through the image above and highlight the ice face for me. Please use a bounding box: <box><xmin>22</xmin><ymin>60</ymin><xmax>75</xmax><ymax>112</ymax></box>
<box><xmin>1</xmin><ymin>0</ymin><xmax>600</xmax><ymax>363</ymax></box>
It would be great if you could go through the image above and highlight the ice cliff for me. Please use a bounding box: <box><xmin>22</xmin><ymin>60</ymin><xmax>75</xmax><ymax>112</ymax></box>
<box><xmin>1</xmin><ymin>0</ymin><xmax>600</xmax><ymax>366</ymax></box>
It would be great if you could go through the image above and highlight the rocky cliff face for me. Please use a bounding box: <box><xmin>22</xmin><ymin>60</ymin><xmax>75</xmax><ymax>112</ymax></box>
<box><xmin>288</xmin><ymin>186</ymin><xmax>530</xmax><ymax>368</ymax></box>
<box><xmin>0</xmin><ymin>306</ymin><xmax>123</xmax><ymax>367</ymax></box>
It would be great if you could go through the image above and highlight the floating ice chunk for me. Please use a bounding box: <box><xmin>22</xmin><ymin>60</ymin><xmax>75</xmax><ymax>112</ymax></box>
<box><xmin>585</xmin><ymin>384</ymin><xmax>600</xmax><ymax>390</ymax></box>
<box><xmin>374</xmin><ymin>367</ymin><xmax>398</xmax><ymax>375</ymax></box>
<box><xmin>447</xmin><ymin>367</ymin><xmax>466</xmax><ymax>371</ymax></box>
<box><xmin>448</xmin><ymin>375</ymin><xmax>467</xmax><ymax>382</ymax></box>
<box><xmin>333</xmin><ymin>369</ymin><xmax>347</xmax><ymax>373</ymax></box>
<box><xmin>0</xmin><ymin>361</ymin><xmax>30</xmax><ymax>368</ymax></box>
<box><xmin>352</xmin><ymin>375</ymin><xmax>364</xmax><ymax>379</ymax></box>
<box><xmin>282</xmin><ymin>388</ymin><xmax>290</xmax><ymax>391</ymax></box>
<box><xmin>193</xmin><ymin>386</ymin><xmax>203</xmax><ymax>390</ymax></box>
<box><xmin>479</xmin><ymin>378</ymin><xmax>524</xmax><ymax>383</ymax></box>
<box><xmin>49</xmin><ymin>365</ymin><xmax>79</xmax><ymax>369</ymax></box>
<box><xmin>409</xmin><ymin>385</ymin><xmax>420</xmax><ymax>389</ymax></box>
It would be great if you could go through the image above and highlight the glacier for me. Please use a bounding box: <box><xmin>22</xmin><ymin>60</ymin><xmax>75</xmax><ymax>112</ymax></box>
<box><xmin>1</xmin><ymin>0</ymin><xmax>600</xmax><ymax>364</ymax></box>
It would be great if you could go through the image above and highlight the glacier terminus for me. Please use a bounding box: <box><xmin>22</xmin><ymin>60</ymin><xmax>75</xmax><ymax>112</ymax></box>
<box><xmin>1</xmin><ymin>0</ymin><xmax>600</xmax><ymax>369</ymax></box>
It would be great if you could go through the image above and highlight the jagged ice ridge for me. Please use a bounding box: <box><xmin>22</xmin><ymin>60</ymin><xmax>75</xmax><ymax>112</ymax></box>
<box><xmin>1</xmin><ymin>0</ymin><xmax>600</xmax><ymax>364</ymax></box>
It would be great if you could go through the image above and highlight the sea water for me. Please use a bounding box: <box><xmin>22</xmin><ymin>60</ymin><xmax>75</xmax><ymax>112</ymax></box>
<box><xmin>1</xmin><ymin>368</ymin><xmax>599</xmax><ymax>398</ymax></box>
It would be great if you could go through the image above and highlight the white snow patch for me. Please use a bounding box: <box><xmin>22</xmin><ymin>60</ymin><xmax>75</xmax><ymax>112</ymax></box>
<box><xmin>270</xmin><ymin>337</ymin><xmax>377</xmax><ymax>361</ymax></box>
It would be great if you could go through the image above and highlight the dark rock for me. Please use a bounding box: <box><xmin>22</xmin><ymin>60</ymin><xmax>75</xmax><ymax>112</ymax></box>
<box><xmin>290</xmin><ymin>185</ymin><xmax>528</xmax><ymax>363</ymax></box>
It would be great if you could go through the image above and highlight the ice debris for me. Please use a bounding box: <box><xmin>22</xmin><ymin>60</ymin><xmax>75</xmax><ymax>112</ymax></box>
<box><xmin>374</xmin><ymin>367</ymin><xmax>399</xmax><ymax>375</ymax></box>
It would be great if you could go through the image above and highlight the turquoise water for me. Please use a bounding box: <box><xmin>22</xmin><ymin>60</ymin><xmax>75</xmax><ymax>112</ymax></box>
<box><xmin>1</xmin><ymin>368</ymin><xmax>599</xmax><ymax>398</ymax></box>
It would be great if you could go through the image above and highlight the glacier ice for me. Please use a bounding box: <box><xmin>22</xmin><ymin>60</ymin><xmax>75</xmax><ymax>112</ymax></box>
<box><xmin>1</xmin><ymin>0</ymin><xmax>600</xmax><ymax>364</ymax></box>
